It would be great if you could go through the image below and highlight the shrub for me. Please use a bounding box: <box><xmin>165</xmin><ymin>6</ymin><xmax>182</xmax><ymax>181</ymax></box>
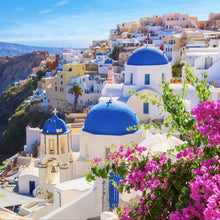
<box><xmin>86</xmin><ymin>66</ymin><xmax>220</xmax><ymax>219</ymax></box>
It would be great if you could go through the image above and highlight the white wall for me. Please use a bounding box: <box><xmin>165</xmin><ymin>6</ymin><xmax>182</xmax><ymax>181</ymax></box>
<box><xmin>19</xmin><ymin>175</ymin><xmax>39</xmax><ymax>195</ymax></box>
<box><xmin>80</xmin><ymin>130</ymin><xmax>143</xmax><ymax>159</ymax></box>
<box><xmin>41</xmin><ymin>189</ymin><xmax>101</xmax><ymax>220</ymax></box>
<box><xmin>127</xmin><ymin>89</ymin><xmax>164</xmax><ymax>124</ymax></box>
<box><xmin>71</xmin><ymin>134</ymin><xmax>80</xmax><ymax>152</ymax></box>
<box><xmin>26</xmin><ymin>126</ymin><xmax>41</xmax><ymax>153</ymax></box>
<box><xmin>123</xmin><ymin>63</ymin><xmax>171</xmax><ymax>96</ymax></box>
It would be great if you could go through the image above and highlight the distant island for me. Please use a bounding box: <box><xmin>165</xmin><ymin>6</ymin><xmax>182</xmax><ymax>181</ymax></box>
<box><xmin>0</xmin><ymin>41</ymin><xmax>86</xmax><ymax>57</ymax></box>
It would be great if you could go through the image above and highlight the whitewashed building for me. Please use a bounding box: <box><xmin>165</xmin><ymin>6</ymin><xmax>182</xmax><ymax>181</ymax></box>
<box><xmin>66</xmin><ymin>74</ymin><xmax>104</xmax><ymax>106</ymax></box>
<box><xmin>184</xmin><ymin>46</ymin><xmax>220</xmax><ymax>85</ymax></box>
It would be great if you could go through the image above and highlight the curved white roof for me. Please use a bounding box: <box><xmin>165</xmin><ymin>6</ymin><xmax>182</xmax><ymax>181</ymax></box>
<box><xmin>19</xmin><ymin>167</ymin><xmax>39</xmax><ymax>177</ymax></box>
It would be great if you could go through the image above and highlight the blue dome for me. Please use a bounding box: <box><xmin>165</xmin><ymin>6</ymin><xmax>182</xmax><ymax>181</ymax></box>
<box><xmin>96</xmin><ymin>52</ymin><xmax>104</xmax><ymax>56</ymax></box>
<box><xmin>127</xmin><ymin>46</ymin><xmax>168</xmax><ymax>66</ymax></box>
<box><xmin>42</xmin><ymin>115</ymin><xmax>68</xmax><ymax>134</ymax></box>
<box><xmin>104</xmin><ymin>59</ymin><xmax>112</xmax><ymax>64</ymax></box>
<box><xmin>82</xmin><ymin>100</ymin><xmax>139</xmax><ymax>135</ymax></box>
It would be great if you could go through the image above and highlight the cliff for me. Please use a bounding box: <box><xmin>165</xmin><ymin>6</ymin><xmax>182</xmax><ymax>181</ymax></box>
<box><xmin>0</xmin><ymin>51</ymin><xmax>48</xmax><ymax>95</ymax></box>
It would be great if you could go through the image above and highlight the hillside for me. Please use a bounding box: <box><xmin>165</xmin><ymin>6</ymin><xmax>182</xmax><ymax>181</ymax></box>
<box><xmin>0</xmin><ymin>51</ymin><xmax>48</xmax><ymax>95</ymax></box>
<box><xmin>0</xmin><ymin>71</ymin><xmax>55</xmax><ymax>155</ymax></box>
<box><xmin>0</xmin><ymin>41</ymin><xmax>63</xmax><ymax>57</ymax></box>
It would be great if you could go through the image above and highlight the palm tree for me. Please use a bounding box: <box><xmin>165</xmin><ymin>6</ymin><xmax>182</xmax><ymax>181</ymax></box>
<box><xmin>69</xmin><ymin>85</ymin><xmax>82</xmax><ymax>112</ymax></box>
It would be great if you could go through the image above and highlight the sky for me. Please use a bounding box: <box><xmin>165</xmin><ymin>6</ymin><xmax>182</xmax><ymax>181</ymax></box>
<box><xmin>0</xmin><ymin>0</ymin><xmax>220</xmax><ymax>48</ymax></box>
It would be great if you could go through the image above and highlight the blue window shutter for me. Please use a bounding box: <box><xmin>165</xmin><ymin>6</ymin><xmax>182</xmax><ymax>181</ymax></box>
<box><xmin>162</xmin><ymin>73</ymin><xmax>165</xmax><ymax>84</ymax></box>
<box><xmin>143</xmin><ymin>103</ymin><xmax>149</xmax><ymax>114</ymax></box>
<box><xmin>145</xmin><ymin>74</ymin><xmax>150</xmax><ymax>85</ymax></box>
<box><xmin>130</xmin><ymin>73</ymin><xmax>133</xmax><ymax>84</ymax></box>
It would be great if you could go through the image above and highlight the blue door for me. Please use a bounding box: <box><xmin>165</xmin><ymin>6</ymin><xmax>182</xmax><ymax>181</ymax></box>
<box><xmin>29</xmin><ymin>181</ymin><xmax>35</xmax><ymax>195</ymax></box>
<box><xmin>109</xmin><ymin>172</ymin><xmax>122</xmax><ymax>208</ymax></box>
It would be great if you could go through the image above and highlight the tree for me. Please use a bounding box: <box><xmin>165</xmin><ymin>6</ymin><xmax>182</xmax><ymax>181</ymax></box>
<box><xmin>109</xmin><ymin>46</ymin><xmax>121</xmax><ymax>60</ymax></box>
<box><xmin>86</xmin><ymin>66</ymin><xmax>220</xmax><ymax>219</ymax></box>
<box><xmin>68</xmin><ymin>85</ymin><xmax>82</xmax><ymax>112</ymax></box>
<box><xmin>36</xmin><ymin>69</ymin><xmax>46</xmax><ymax>80</ymax></box>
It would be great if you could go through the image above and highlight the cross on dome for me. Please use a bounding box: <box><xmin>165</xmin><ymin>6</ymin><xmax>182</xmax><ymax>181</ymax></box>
<box><xmin>53</xmin><ymin>108</ymin><xmax>58</xmax><ymax>115</ymax></box>
<box><xmin>106</xmin><ymin>98</ymin><xmax>112</xmax><ymax>107</ymax></box>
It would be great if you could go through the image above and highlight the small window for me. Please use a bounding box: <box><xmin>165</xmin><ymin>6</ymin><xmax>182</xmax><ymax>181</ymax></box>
<box><xmin>162</xmin><ymin>73</ymin><xmax>165</xmax><ymax>84</ymax></box>
<box><xmin>183</xmin><ymin>17</ymin><xmax>185</xmax><ymax>20</ymax></box>
<box><xmin>61</xmin><ymin>75</ymin><xmax>63</xmax><ymax>78</ymax></box>
<box><xmin>68</xmin><ymin>68</ymin><xmax>72</xmax><ymax>71</ymax></box>
<box><xmin>143</xmin><ymin>103</ymin><xmax>149</xmax><ymax>114</ymax></box>
<box><xmin>145</xmin><ymin>74</ymin><xmax>150</xmax><ymax>85</ymax></box>
<box><xmin>130</xmin><ymin>73</ymin><xmax>133</xmax><ymax>84</ymax></box>
<box><xmin>55</xmin><ymin>86</ymin><xmax>57</xmax><ymax>91</ymax></box>
<box><xmin>61</xmin><ymin>81</ymin><xmax>63</xmax><ymax>85</ymax></box>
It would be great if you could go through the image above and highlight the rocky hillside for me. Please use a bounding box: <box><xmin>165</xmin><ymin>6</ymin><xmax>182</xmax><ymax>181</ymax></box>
<box><xmin>0</xmin><ymin>51</ymin><xmax>48</xmax><ymax>95</ymax></box>
<box><xmin>0</xmin><ymin>41</ymin><xmax>63</xmax><ymax>57</ymax></box>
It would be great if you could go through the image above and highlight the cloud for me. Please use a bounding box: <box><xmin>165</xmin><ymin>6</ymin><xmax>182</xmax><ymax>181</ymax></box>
<box><xmin>54</xmin><ymin>1</ymin><xmax>68</xmax><ymax>7</ymax></box>
<box><xmin>39</xmin><ymin>9</ymin><xmax>53</xmax><ymax>14</ymax></box>
<box><xmin>0</xmin><ymin>8</ymin><xmax>143</xmax><ymax>47</ymax></box>
<box><xmin>15</xmin><ymin>7</ymin><xmax>25</xmax><ymax>11</ymax></box>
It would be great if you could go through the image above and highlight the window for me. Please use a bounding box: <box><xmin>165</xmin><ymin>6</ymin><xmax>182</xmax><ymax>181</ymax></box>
<box><xmin>61</xmin><ymin>81</ymin><xmax>63</xmax><ymax>85</ymax></box>
<box><xmin>68</xmin><ymin>68</ymin><xmax>72</xmax><ymax>71</ymax></box>
<box><xmin>183</xmin><ymin>17</ymin><xmax>185</xmax><ymax>20</ymax></box>
<box><xmin>205</xmin><ymin>57</ymin><xmax>213</xmax><ymax>69</ymax></box>
<box><xmin>162</xmin><ymin>73</ymin><xmax>165</xmax><ymax>84</ymax></box>
<box><xmin>130</xmin><ymin>73</ymin><xmax>133</xmax><ymax>84</ymax></box>
<box><xmin>143</xmin><ymin>103</ymin><xmax>149</xmax><ymax>114</ymax></box>
<box><xmin>145</xmin><ymin>74</ymin><xmax>150</xmax><ymax>85</ymax></box>
<box><xmin>61</xmin><ymin>75</ymin><xmax>63</xmax><ymax>78</ymax></box>
<box><xmin>60</xmin><ymin>88</ymin><xmax>63</xmax><ymax>92</ymax></box>
<box><xmin>55</xmin><ymin>86</ymin><xmax>57</xmax><ymax>91</ymax></box>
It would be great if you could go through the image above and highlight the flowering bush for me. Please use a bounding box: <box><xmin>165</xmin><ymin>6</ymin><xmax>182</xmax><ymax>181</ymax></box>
<box><xmin>86</xmin><ymin>67</ymin><xmax>220</xmax><ymax>219</ymax></box>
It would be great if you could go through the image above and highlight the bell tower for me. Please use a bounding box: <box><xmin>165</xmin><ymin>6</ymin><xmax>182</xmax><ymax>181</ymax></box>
<box><xmin>38</xmin><ymin>110</ymin><xmax>73</xmax><ymax>194</ymax></box>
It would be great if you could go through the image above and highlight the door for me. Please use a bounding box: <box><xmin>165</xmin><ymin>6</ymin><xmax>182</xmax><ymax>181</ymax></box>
<box><xmin>29</xmin><ymin>181</ymin><xmax>35</xmax><ymax>195</ymax></box>
<box><xmin>205</xmin><ymin>57</ymin><xmax>212</xmax><ymax>69</ymax></box>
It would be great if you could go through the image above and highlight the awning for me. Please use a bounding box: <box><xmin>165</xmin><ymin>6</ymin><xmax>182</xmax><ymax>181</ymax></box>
<box><xmin>0</xmin><ymin>188</ymin><xmax>45</xmax><ymax>208</ymax></box>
